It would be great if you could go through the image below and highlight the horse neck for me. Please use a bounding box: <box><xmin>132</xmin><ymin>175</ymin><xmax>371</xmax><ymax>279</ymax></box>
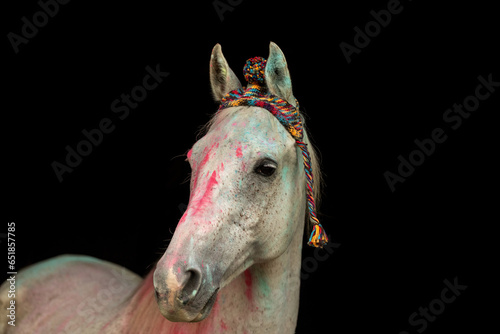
<box><xmin>122</xmin><ymin>219</ymin><xmax>305</xmax><ymax>334</ymax></box>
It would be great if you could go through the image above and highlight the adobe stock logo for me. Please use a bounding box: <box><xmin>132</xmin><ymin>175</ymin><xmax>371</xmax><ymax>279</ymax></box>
<box><xmin>212</xmin><ymin>0</ymin><xmax>244</xmax><ymax>21</ymax></box>
<box><xmin>7</xmin><ymin>0</ymin><xmax>71</xmax><ymax>54</ymax></box>
<box><xmin>400</xmin><ymin>277</ymin><xmax>467</xmax><ymax>334</ymax></box>
<box><xmin>300</xmin><ymin>238</ymin><xmax>340</xmax><ymax>280</ymax></box>
<box><xmin>58</xmin><ymin>267</ymin><xmax>138</xmax><ymax>334</ymax></box>
<box><xmin>339</xmin><ymin>0</ymin><xmax>412</xmax><ymax>64</ymax></box>
<box><xmin>51</xmin><ymin>64</ymin><xmax>169</xmax><ymax>182</ymax></box>
<box><xmin>384</xmin><ymin>73</ymin><xmax>499</xmax><ymax>192</ymax></box>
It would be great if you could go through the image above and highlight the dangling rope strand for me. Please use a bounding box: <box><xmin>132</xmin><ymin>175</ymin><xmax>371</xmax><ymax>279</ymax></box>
<box><xmin>296</xmin><ymin>140</ymin><xmax>328</xmax><ymax>247</ymax></box>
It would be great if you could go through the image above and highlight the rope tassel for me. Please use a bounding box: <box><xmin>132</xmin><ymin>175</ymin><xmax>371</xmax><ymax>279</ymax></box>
<box><xmin>308</xmin><ymin>223</ymin><xmax>328</xmax><ymax>248</ymax></box>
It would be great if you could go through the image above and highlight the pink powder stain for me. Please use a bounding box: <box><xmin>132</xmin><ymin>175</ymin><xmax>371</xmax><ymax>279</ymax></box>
<box><xmin>162</xmin><ymin>254</ymin><xmax>180</xmax><ymax>272</ymax></box>
<box><xmin>191</xmin><ymin>143</ymin><xmax>218</xmax><ymax>192</ymax></box>
<box><xmin>190</xmin><ymin>171</ymin><xmax>219</xmax><ymax>217</ymax></box>
<box><xmin>231</xmin><ymin>121</ymin><xmax>248</xmax><ymax>127</ymax></box>
<box><xmin>243</xmin><ymin>269</ymin><xmax>253</xmax><ymax>302</ymax></box>
<box><xmin>177</xmin><ymin>267</ymin><xmax>181</xmax><ymax>274</ymax></box>
<box><xmin>177</xmin><ymin>212</ymin><xmax>188</xmax><ymax>227</ymax></box>
<box><xmin>171</xmin><ymin>325</ymin><xmax>188</xmax><ymax>334</ymax></box>
<box><xmin>56</xmin><ymin>315</ymin><xmax>75</xmax><ymax>332</ymax></box>
<box><xmin>100</xmin><ymin>320</ymin><xmax>111</xmax><ymax>331</ymax></box>
<box><xmin>199</xmin><ymin>145</ymin><xmax>215</xmax><ymax>168</ymax></box>
<box><xmin>220</xmin><ymin>320</ymin><xmax>228</xmax><ymax>331</ymax></box>
<box><xmin>187</xmin><ymin>148</ymin><xmax>192</xmax><ymax>160</ymax></box>
<box><xmin>207</xmin><ymin>295</ymin><xmax>221</xmax><ymax>331</ymax></box>
<box><xmin>236</xmin><ymin>147</ymin><xmax>243</xmax><ymax>158</ymax></box>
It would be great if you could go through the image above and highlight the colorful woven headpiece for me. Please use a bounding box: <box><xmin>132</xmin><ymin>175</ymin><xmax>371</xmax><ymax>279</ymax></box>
<box><xmin>218</xmin><ymin>57</ymin><xmax>328</xmax><ymax>248</ymax></box>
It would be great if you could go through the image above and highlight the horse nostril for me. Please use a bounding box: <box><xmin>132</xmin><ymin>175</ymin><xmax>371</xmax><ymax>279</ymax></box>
<box><xmin>154</xmin><ymin>288</ymin><xmax>161</xmax><ymax>302</ymax></box>
<box><xmin>179</xmin><ymin>268</ymin><xmax>202</xmax><ymax>305</ymax></box>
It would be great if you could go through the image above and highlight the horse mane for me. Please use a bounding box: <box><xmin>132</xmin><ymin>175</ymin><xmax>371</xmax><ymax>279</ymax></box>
<box><xmin>198</xmin><ymin>106</ymin><xmax>323</xmax><ymax>235</ymax></box>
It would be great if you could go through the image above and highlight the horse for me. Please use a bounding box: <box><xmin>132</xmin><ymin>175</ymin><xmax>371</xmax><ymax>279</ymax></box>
<box><xmin>0</xmin><ymin>42</ymin><xmax>327</xmax><ymax>334</ymax></box>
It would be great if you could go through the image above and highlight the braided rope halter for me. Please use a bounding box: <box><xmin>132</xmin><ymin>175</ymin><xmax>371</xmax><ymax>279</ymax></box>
<box><xmin>217</xmin><ymin>57</ymin><xmax>328</xmax><ymax>248</ymax></box>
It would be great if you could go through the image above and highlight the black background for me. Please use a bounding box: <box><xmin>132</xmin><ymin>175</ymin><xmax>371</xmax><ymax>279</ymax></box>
<box><xmin>4</xmin><ymin>0</ymin><xmax>498</xmax><ymax>333</ymax></box>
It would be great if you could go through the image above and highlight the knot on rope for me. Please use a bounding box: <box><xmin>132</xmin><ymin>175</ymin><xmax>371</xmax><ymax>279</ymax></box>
<box><xmin>243</xmin><ymin>57</ymin><xmax>267</xmax><ymax>85</ymax></box>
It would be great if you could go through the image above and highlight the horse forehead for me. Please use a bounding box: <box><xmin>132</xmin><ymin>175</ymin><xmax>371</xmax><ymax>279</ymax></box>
<box><xmin>190</xmin><ymin>108</ymin><xmax>294</xmax><ymax>167</ymax></box>
<box><xmin>215</xmin><ymin>107</ymin><xmax>291</xmax><ymax>146</ymax></box>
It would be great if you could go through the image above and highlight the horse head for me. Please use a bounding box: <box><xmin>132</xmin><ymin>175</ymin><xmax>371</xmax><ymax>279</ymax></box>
<box><xmin>153</xmin><ymin>42</ymin><xmax>325</xmax><ymax>322</ymax></box>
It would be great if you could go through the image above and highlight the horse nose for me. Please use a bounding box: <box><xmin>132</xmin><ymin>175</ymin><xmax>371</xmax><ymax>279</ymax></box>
<box><xmin>178</xmin><ymin>267</ymin><xmax>202</xmax><ymax>305</ymax></box>
<box><xmin>154</xmin><ymin>266</ymin><xmax>203</xmax><ymax>306</ymax></box>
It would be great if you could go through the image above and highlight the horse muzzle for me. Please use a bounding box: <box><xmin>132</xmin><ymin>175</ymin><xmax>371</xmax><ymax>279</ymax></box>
<box><xmin>153</xmin><ymin>264</ymin><xmax>219</xmax><ymax>322</ymax></box>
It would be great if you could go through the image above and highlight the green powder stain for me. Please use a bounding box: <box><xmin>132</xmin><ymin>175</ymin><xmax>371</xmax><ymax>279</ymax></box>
<box><xmin>258</xmin><ymin>275</ymin><xmax>271</xmax><ymax>298</ymax></box>
<box><xmin>282</xmin><ymin>166</ymin><xmax>289</xmax><ymax>181</ymax></box>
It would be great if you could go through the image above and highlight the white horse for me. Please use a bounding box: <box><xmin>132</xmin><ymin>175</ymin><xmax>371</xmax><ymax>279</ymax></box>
<box><xmin>0</xmin><ymin>42</ymin><xmax>324</xmax><ymax>334</ymax></box>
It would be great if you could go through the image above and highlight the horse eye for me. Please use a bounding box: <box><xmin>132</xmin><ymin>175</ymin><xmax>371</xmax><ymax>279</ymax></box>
<box><xmin>255</xmin><ymin>160</ymin><xmax>277</xmax><ymax>177</ymax></box>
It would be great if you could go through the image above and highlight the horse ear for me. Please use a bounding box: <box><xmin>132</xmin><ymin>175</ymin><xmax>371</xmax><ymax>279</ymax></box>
<box><xmin>210</xmin><ymin>44</ymin><xmax>242</xmax><ymax>102</ymax></box>
<box><xmin>265</xmin><ymin>42</ymin><xmax>297</xmax><ymax>107</ymax></box>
